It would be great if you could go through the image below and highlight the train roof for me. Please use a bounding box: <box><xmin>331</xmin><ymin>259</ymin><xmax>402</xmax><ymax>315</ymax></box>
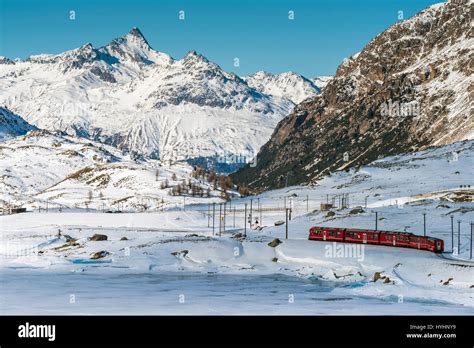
<box><xmin>345</xmin><ymin>228</ymin><xmax>380</xmax><ymax>233</ymax></box>
<box><xmin>377</xmin><ymin>230</ymin><xmax>414</xmax><ymax>236</ymax></box>
<box><xmin>311</xmin><ymin>226</ymin><xmax>415</xmax><ymax>236</ymax></box>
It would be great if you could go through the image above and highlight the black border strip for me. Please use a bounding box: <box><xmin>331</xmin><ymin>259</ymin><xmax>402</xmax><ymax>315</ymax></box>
<box><xmin>0</xmin><ymin>315</ymin><xmax>472</xmax><ymax>346</ymax></box>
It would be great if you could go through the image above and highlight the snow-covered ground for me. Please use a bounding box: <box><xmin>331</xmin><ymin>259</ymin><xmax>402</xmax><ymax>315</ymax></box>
<box><xmin>0</xmin><ymin>129</ymin><xmax>228</xmax><ymax>212</ymax></box>
<box><xmin>1</xmin><ymin>140</ymin><xmax>473</xmax><ymax>314</ymax></box>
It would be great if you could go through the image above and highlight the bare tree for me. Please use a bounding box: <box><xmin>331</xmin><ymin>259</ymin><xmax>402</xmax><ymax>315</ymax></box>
<box><xmin>238</xmin><ymin>185</ymin><xmax>250</xmax><ymax>197</ymax></box>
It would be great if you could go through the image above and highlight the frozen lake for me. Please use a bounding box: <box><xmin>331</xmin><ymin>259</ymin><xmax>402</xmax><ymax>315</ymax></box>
<box><xmin>1</xmin><ymin>271</ymin><xmax>472</xmax><ymax>315</ymax></box>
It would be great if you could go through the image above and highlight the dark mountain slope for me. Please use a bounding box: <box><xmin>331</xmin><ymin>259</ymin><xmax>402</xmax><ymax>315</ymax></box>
<box><xmin>232</xmin><ymin>0</ymin><xmax>473</xmax><ymax>192</ymax></box>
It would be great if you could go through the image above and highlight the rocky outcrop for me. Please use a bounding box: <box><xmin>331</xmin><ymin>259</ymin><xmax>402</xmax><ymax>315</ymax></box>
<box><xmin>90</xmin><ymin>250</ymin><xmax>110</xmax><ymax>259</ymax></box>
<box><xmin>268</xmin><ymin>239</ymin><xmax>282</xmax><ymax>248</ymax></box>
<box><xmin>89</xmin><ymin>234</ymin><xmax>108</xmax><ymax>241</ymax></box>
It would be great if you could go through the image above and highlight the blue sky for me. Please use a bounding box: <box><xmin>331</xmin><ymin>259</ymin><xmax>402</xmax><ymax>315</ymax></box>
<box><xmin>0</xmin><ymin>0</ymin><xmax>442</xmax><ymax>77</ymax></box>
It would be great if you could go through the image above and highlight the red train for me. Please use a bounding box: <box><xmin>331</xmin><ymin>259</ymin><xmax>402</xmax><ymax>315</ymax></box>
<box><xmin>308</xmin><ymin>226</ymin><xmax>444</xmax><ymax>253</ymax></box>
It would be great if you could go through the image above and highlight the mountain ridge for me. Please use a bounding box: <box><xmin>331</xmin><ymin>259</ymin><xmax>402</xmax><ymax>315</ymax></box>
<box><xmin>0</xmin><ymin>28</ymin><xmax>318</xmax><ymax>164</ymax></box>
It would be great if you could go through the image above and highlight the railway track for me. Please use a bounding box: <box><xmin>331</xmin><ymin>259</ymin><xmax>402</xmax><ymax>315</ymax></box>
<box><xmin>435</xmin><ymin>253</ymin><xmax>474</xmax><ymax>267</ymax></box>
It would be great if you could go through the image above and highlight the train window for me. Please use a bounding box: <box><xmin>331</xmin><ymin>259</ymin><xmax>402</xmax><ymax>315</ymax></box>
<box><xmin>386</xmin><ymin>235</ymin><xmax>391</xmax><ymax>241</ymax></box>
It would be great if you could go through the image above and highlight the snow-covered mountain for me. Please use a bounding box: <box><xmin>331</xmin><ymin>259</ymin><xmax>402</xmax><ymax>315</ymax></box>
<box><xmin>0</xmin><ymin>28</ymin><xmax>313</xmax><ymax>163</ymax></box>
<box><xmin>311</xmin><ymin>76</ymin><xmax>333</xmax><ymax>90</ymax></box>
<box><xmin>242</xmin><ymin>71</ymin><xmax>320</xmax><ymax>104</ymax></box>
<box><xmin>0</xmin><ymin>107</ymin><xmax>37</xmax><ymax>141</ymax></box>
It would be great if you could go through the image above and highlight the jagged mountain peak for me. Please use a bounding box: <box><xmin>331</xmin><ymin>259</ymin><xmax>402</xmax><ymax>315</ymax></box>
<box><xmin>100</xmin><ymin>27</ymin><xmax>169</xmax><ymax>65</ymax></box>
<box><xmin>25</xmin><ymin>43</ymin><xmax>98</xmax><ymax>66</ymax></box>
<box><xmin>243</xmin><ymin>70</ymin><xmax>320</xmax><ymax>104</ymax></box>
<box><xmin>249</xmin><ymin>70</ymin><xmax>306</xmax><ymax>80</ymax></box>
<box><xmin>127</xmin><ymin>27</ymin><xmax>148</xmax><ymax>42</ymax></box>
<box><xmin>112</xmin><ymin>27</ymin><xmax>151</xmax><ymax>49</ymax></box>
<box><xmin>185</xmin><ymin>50</ymin><xmax>200</xmax><ymax>57</ymax></box>
<box><xmin>0</xmin><ymin>56</ymin><xmax>15</xmax><ymax>65</ymax></box>
<box><xmin>251</xmin><ymin>70</ymin><xmax>271</xmax><ymax>78</ymax></box>
<box><xmin>182</xmin><ymin>50</ymin><xmax>211</xmax><ymax>65</ymax></box>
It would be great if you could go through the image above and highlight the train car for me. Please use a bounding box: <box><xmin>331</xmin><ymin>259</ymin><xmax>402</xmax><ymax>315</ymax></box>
<box><xmin>308</xmin><ymin>226</ymin><xmax>444</xmax><ymax>253</ymax></box>
<box><xmin>379</xmin><ymin>231</ymin><xmax>412</xmax><ymax>248</ymax></box>
<box><xmin>309</xmin><ymin>226</ymin><xmax>344</xmax><ymax>242</ymax></box>
<box><xmin>408</xmin><ymin>235</ymin><xmax>444</xmax><ymax>253</ymax></box>
<box><xmin>409</xmin><ymin>235</ymin><xmax>428</xmax><ymax>250</ymax></box>
<box><xmin>344</xmin><ymin>228</ymin><xmax>380</xmax><ymax>245</ymax></box>
<box><xmin>409</xmin><ymin>235</ymin><xmax>434</xmax><ymax>250</ymax></box>
<box><xmin>424</xmin><ymin>237</ymin><xmax>444</xmax><ymax>253</ymax></box>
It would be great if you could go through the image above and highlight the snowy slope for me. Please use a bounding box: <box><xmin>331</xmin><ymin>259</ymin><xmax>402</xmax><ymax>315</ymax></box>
<box><xmin>242</xmin><ymin>71</ymin><xmax>320</xmax><ymax>104</ymax></box>
<box><xmin>32</xmin><ymin>159</ymin><xmax>224</xmax><ymax>212</ymax></box>
<box><xmin>0</xmin><ymin>129</ymin><xmax>123</xmax><ymax>202</ymax></box>
<box><xmin>0</xmin><ymin>107</ymin><xmax>37</xmax><ymax>141</ymax></box>
<box><xmin>311</xmin><ymin>75</ymin><xmax>333</xmax><ymax>90</ymax></box>
<box><xmin>0</xmin><ymin>129</ymin><xmax>227</xmax><ymax>211</ymax></box>
<box><xmin>0</xmin><ymin>28</ymin><xmax>309</xmax><ymax>162</ymax></box>
<box><xmin>242</xmin><ymin>139</ymin><xmax>474</xmax><ymax>219</ymax></box>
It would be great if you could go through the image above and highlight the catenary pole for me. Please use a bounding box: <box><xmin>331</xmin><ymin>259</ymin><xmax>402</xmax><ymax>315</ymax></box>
<box><xmin>244</xmin><ymin>203</ymin><xmax>247</xmax><ymax>237</ymax></box>
<box><xmin>212</xmin><ymin>203</ymin><xmax>215</xmax><ymax>236</ymax></box>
